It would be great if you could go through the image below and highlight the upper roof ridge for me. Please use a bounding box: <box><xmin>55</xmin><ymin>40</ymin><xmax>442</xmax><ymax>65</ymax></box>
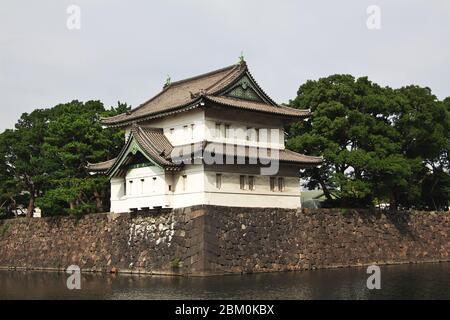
<box><xmin>100</xmin><ymin>60</ymin><xmax>309</xmax><ymax>127</ymax></box>
<box><xmin>205</xmin><ymin>62</ymin><xmax>248</xmax><ymax>95</ymax></box>
<box><xmin>169</xmin><ymin>63</ymin><xmax>240</xmax><ymax>87</ymax></box>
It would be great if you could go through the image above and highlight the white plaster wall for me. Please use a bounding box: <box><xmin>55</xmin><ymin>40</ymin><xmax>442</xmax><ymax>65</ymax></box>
<box><xmin>138</xmin><ymin>109</ymin><xmax>206</xmax><ymax>146</ymax></box>
<box><xmin>125</xmin><ymin>108</ymin><xmax>286</xmax><ymax>149</ymax></box>
<box><xmin>204</xmin><ymin>192</ymin><xmax>300</xmax><ymax>209</ymax></box>
<box><xmin>110</xmin><ymin>166</ymin><xmax>170</xmax><ymax>213</ymax></box>
<box><xmin>204</xmin><ymin>121</ymin><xmax>284</xmax><ymax>149</ymax></box>
<box><xmin>111</xmin><ymin>164</ymin><xmax>301</xmax><ymax>211</ymax></box>
<box><xmin>111</xmin><ymin>177</ymin><xmax>125</xmax><ymax>201</ymax></box>
<box><xmin>202</xmin><ymin>170</ymin><xmax>300</xmax><ymax>208</ymax></box>
<box><xmin>111</xmin><ymin>164</ymin><xmax>211</xmax><ymax>212</ymax></box>
<box><xmin>171</xmin><ymin>165</ymin><xmax>206</xmax><ymax>208</ymax></box>
<box><xmin>204</xmin><ymin>171</ymin><xmax>298</xmax><ymax>194</ymax></box>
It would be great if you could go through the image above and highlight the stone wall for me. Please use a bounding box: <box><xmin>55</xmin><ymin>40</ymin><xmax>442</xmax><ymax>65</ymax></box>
<box><xmin>0</xmin><ymin>206</ymin><xmax>448</xmax><ymax>275</ymax></box>
<box><xmin>201</xmin><ymin>207</ymin><xmax>449</xmax><ymax>273</ymax></box>
<box><xmin>0</xmin><ymin>207</ymin><xmax>207</xmax><ymax>275</ymax></box>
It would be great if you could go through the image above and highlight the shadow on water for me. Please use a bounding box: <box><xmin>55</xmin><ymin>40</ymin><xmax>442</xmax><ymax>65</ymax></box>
<box><xmin>0</xmin><ymin>262</ymin><xmax>449</xmax><ymax>300</ymax></box>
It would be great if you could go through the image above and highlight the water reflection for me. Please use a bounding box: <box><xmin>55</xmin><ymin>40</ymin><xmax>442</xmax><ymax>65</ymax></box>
<box><xmin>0</xmin><ymin>263</ymin><xmax>449</xmax><ymax>300</ymax></box>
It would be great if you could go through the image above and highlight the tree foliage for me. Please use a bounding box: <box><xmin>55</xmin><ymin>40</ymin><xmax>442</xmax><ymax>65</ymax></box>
<box><xmin>0</xmin><ymin>100</ymin><xmax>129</xmax><ymax>217</ymax></box>
<box><xmin>288</xmin><ymin>75</ymin><xmax>449</xmax><ymax>210</ymax></box>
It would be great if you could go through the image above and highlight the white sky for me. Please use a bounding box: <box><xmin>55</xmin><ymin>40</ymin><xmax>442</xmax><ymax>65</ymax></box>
<box><xmin>1</xmin><ymin>0</ymin><xmax>449</xmax><ymax>131</ymax></box>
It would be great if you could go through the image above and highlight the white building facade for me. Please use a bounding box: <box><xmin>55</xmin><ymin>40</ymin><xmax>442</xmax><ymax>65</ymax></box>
<box><xmin>88</xmin><ymin>61</ymin><xmax>322</xmax><ymax>212</ymax></box>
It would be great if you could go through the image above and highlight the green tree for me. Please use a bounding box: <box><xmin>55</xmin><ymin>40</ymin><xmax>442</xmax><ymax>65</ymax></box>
<box><xmin>393</xmin><ymin>88</ymin><xmax>449</xmax><ymax>210</ymax></box>
<box><xmin>0</xmin><ymin>131</ymin><xmax>21</xmax><ymax>218</ymax></box>
<box><xmin>287</xmin><ymin>75</ymin><xmax>449</xmax><ymax>210</ymax></box>
<box><xmin>36</xmin><ymin>100</ymin><xmax>128</xmax><ymax>215</ymax></box>
<box><xmin>0</xmin><ymin>110</ymin><xmax>51</xmax><ymax>217</ymax></box>
<box><xmin>0</xmin><ymin>100</ymin><xmax>129</xmax><ymax>217</ymax></box>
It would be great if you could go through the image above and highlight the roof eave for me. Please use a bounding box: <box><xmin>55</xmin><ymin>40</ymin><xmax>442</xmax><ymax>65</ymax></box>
<box><xmin>100</xmin><ymin>98</ymin><xmax>204</xmax><ymax>128</ymax></box>
<box><xmin>203</xmin><ymin>96</ymin><xmax>310</xmax><ymax>119</ymax></box>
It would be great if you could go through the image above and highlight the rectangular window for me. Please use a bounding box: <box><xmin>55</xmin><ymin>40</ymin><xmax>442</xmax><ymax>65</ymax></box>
<box><xmin>278</xmin><ymin>177</ymin><xmax>285</xmax><ymax>192</ymax></box>
<box><xmin>248</xmin><ymin>176</ymin><xmax>255</xmax><ymax>191</ymax></box>
<box><xmin>152</xmin><ymin>177</ymin><xmax>157</xmax><ymax>193</ymax></box>
<box><xmin>267</xmin><ymin>129</ymin><xmax>272</xmax><ymax>146</ymax></box>
<box><xmin>129</xmin><ymin>180</ymin><xmax>133</xmax><ymax>195</ymax></box>
<box><xmin>225</xmin><ymin>124</ymin><xmax>230</xmax><ymax>138</ymax></box>
<box><xmin>170</xmin><ymin>128</ymin><xmax>174</xmax><ymax>136</ymax></box>
<box><xmin>183</xmin><ymin>125</ymin><xmax>188</xmax><ymax>136</ymax></box>
<box><xmin>182</xmin><ymin>175</ymin><xmax>187</xmax><ymax>191</ymax></box>
<box><xmin>270</xmin><ymin>177</ymin><xmax>276</xmax><ymax>192</ymax></box>
<box><xmin>246</xmin><ymin>127</ymin><xmax>259</xmax><ymax>142</ymax></box>
<box><xmin>216</xmin><ymin>173</ymin><xmax>222</xmax><ymax>189</ymax></box>
<box><xmin>190</xmin><ymin>124</ymin><xmax>195</xmax><ymax>139</ymax></box>
<box><xmin>123</xmin><ymin>181</ymin><xmax>127</xmax><ymax>196</ymax></box>
<box><xmin>215</xmin><ymin>123</ymin><xmax>221</xmax><ymax>138</ymax></box>
<box><xmin>140</xmin><ymin>179</ymin><xmax>145</xmax><ymax>194</ymax></box>
<box><xmin>240</xmin><ymin>175</ymin><xmax>246</xmax><ymax>190</ymax></box>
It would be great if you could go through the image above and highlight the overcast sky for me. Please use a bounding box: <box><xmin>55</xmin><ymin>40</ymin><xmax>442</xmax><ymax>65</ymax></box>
<box><xmin>0</xmin><ymin>0</ymin><xmax>449</xmax><ymax>131</ymax></box>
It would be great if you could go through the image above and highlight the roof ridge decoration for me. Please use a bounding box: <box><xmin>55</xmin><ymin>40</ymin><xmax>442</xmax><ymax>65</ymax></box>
<box><xmin>164</xmin><ymin>75</ymin><xmax>171</xmax><ymax>88</ymax></box>
<box><xmin>207</xmin><ymin>62</ymin><xmax>278</xmax><ymax>107</ymax></box>
<box><xmin>203</xmin><ymin>62</ymin><xmax>246</xmax><ymax>94</ymax></box>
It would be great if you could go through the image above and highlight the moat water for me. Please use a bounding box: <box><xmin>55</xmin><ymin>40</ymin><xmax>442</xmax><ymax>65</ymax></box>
<box><xmin>0</xmin><ymin>262</ymin><xmax>449</xmax><ymax>300</ymax></box>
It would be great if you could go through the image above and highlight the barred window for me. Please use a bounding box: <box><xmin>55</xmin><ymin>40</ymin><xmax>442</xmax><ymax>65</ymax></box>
<box><xmin>270</xmin><ymin>177</ymin><xmax>276</xmax><ymax>191</ymax></box>
<box><xmin>278</xmin><ymin>177</ymin><xmax>285</xmax><ymax>192</ymax></box>
<box><xmin>216</xmin><ymin>173</ymin><xmax>222</xmax><ymax>189</ymax></box>
<box><xmin>225</xmin><ymin>124</ymin><xmax>230</xmax><ymax>138</ymax></box>
<box><xmin>190</xmin><ymin>124</ymin><xmax>195</xmax><ymax>139</ymax></box>
<box><xmin>182</xmin><ymin>175</ymin><xmax>187</xmax><ymax>191</ymax></box>
<box><xmin>141</xmin><ymin>178</ymin><xmax>145</xmax><ymax>194</ymax></box>
<box><xmin>129</xmin><ymin>180</ymin><xmax>134</xmax><ymax>195</ymax></box>
<box><xmin>240</xmin><ymin>175</ymin><xmax>246</xmax><ymax>190</ymax></box>
<box><xmin>248</xmin><ymin>176</ymin><xmax>255</xmax><ymax>191</ymax></box>
<box><xmin>215</xmin><ymin>123</ymin><xmax>221</xmax><ymax>138</ymax></box>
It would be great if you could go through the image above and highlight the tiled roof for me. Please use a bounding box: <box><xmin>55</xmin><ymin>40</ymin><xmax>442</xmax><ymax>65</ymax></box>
<box><xmin>131</xmin><ymin>126</ymin><xmax>178</xmax><ymax>168</ymax></box>
<box><xmin>87</xmin><ymin>125</ymin><xmax>181</xmax><ymax>175</ymax></box>
<box><xmin>101</xmin><ymin>61</ymin><xmax>310</xmax><ymax>126</ymax></box>
<box><xmin>171</xmin><ymin>142</ymin><xmax>323</xmax><ymax>165</ymax></box>
<box><xmin>204</xmin><ymin>96</ymin><xmax>309</xmax><ymax>117</ymax></box>
<box><xmin>86</xmin><ymin>158</ymin><xmax>117</xmax><ymax>172</ymax></box>
<box><xmin>131</xmin><ymin>125</ymin><xmax>176</xmax><ymax>167</ymax></box>
<box><xmin>101</xmin><ymin>63</ymin><xmax>244</xmax><ymax>126</ymax></box>
<box><xmin>88</xmin><ymin>127</ymin><xmax>322</xmax><ymax>174</ymax></box>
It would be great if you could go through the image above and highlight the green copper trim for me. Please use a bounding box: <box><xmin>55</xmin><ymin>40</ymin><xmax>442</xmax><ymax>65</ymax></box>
<box><xmin>127</xmin><ymin>162</ymin><xmax>154</xmax><ymax>170</ymax></box>
<box><xmin>224</xmin><ymin>75</ymin><xmax>265</xmax><ymax>103</ymax></box>
<box><xmin>108</xmin><ymin>137</ymin><xmax>161</xmax><ymax>178</ymax></box>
